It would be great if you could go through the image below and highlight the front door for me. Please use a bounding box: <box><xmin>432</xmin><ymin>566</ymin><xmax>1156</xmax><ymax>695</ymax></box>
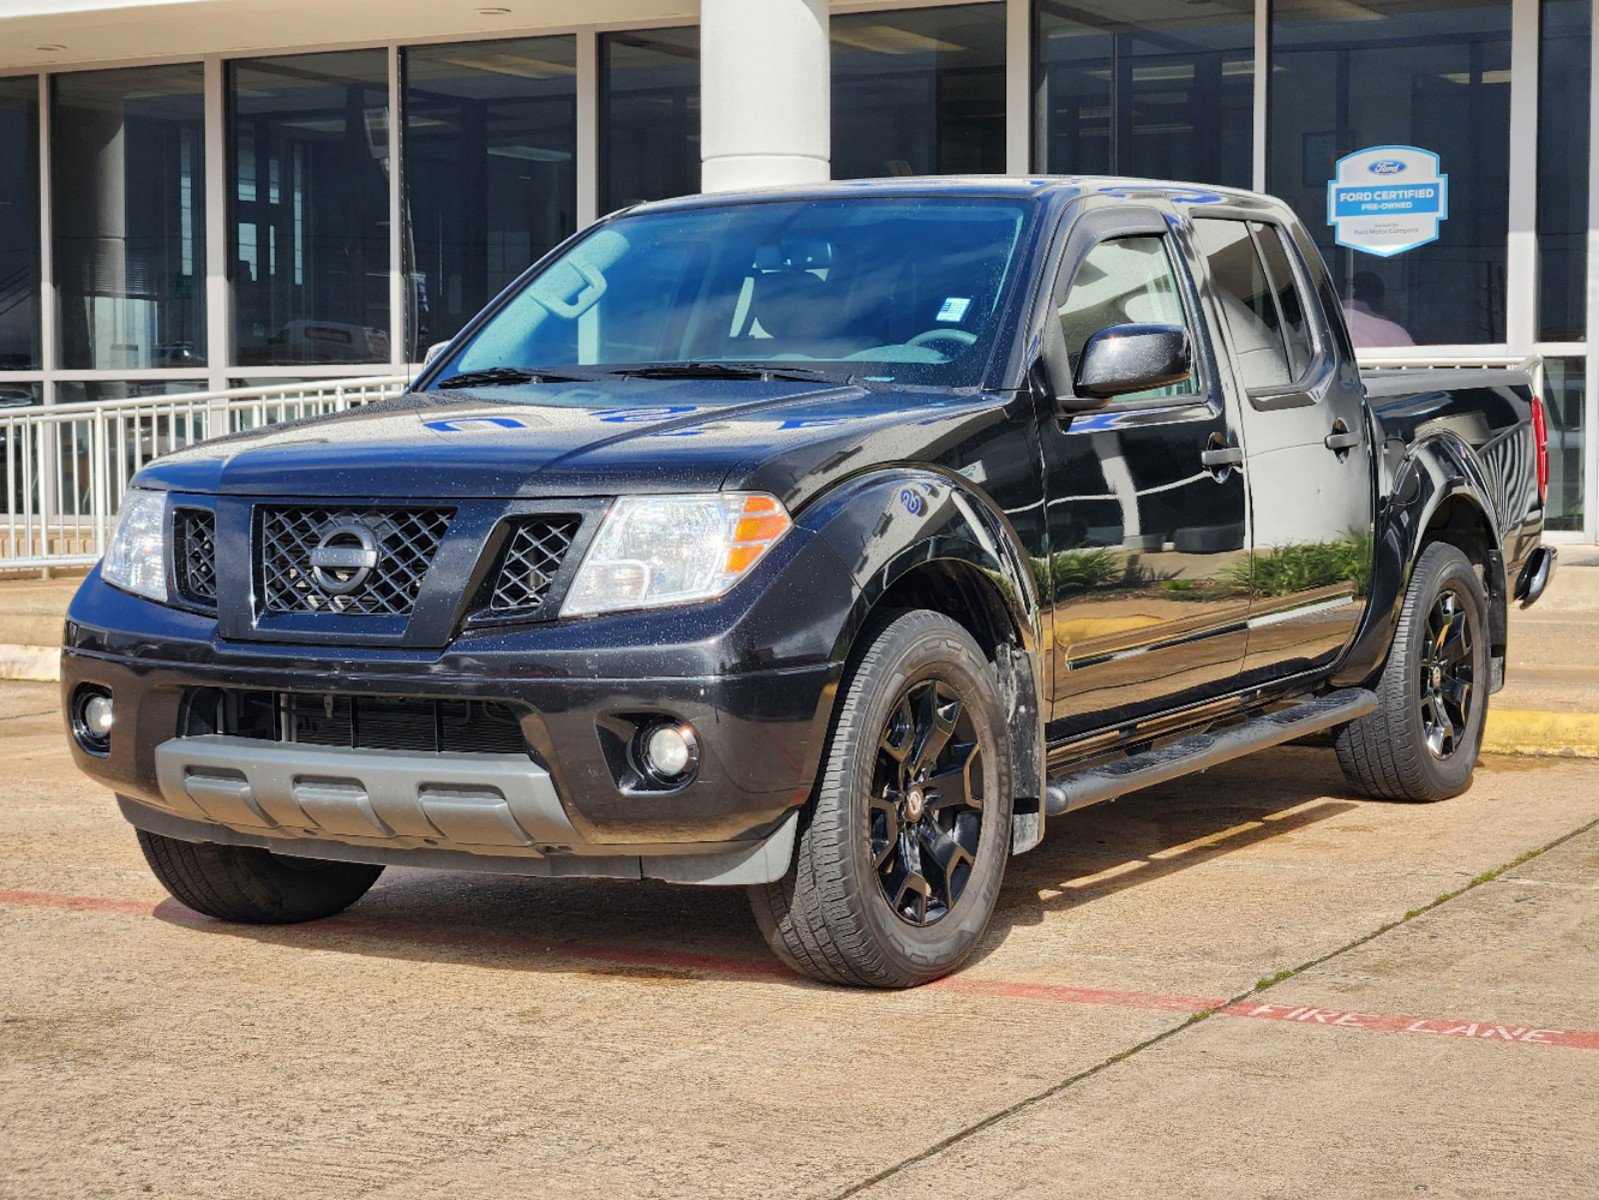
<box><xmin>1039</xmin><ymin>205</ymin><xmax>1252</xmax><ymax>740</ymax></box>
<box><xmin>1187</xmin><ymin>213</ymin><xmax>1375</xmax><ymax>683</ymax></box>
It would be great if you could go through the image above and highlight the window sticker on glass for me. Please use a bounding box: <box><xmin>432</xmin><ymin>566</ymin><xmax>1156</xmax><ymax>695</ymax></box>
<box><xmin>936</xmin><ymin>297</ymin><xmax>972</xmax><ymax>323</ymax></box>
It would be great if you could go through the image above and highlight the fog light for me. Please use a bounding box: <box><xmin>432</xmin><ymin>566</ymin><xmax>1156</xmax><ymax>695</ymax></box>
<box><xmin>72</xmin><ymin>687</ymin><xmax>114</xmax><ymax>754</ymax></box>
<box><xmin>83</xmin><ymin>694</ymin><xmax>115</xmax><ymax>738</ymax></box>
<box><xmin>642</xmin><ymin>722</ymin><xmax>698</xmax><ymax>781</ymax></box>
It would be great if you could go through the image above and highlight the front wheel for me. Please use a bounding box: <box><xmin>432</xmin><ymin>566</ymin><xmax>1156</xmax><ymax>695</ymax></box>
<box><xmin>136</xmin><ymin>828</ymin><xmax>384</xmax><ymax>923</ymax></box>
<box><xmin>1336</xmin><ymin>542</ymin><xmax>1490</xmax><ymax>801</ymax></box>
<box><xmin>750</xmin><ymin>610</ymin><xmax>1013</xmax><ymax>987</ymax></box>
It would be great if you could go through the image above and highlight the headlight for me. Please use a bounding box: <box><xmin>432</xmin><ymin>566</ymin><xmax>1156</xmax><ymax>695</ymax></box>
<box><xmin>101</xmin><ymin>489</ymin><xmax>169</xmax><ymax>603</ymax></box>
<box><xmin>561</xmin><ymin>492</ymin><xmax>792</xmax><ymax>617</ymax></box>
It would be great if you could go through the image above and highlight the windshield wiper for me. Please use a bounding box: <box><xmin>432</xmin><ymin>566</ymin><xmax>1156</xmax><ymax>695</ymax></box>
<box><xmin>434</xmin><ymin>366</ymin><xmax>593</xmax><ymax>389</ymax></box>
<box><xmin>611</xmin><ymin>361</ymin><xmax>848</xmax><ymax>384</ymax></box>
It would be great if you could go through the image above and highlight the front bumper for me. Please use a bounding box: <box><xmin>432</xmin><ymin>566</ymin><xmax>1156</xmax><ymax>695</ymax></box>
<box><xmin>124</xmin><ymin>743</ymin><xmax>799</xmax><ymax>886</ymax></box>
<box><xmin>63</xmin><ymin>570</ymin><xmax>844</xmax><ymax>884</ymax></box>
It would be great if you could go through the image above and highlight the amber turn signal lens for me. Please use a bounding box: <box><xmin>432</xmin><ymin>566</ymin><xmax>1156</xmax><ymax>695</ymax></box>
<box><xmin>725</xmin><ymin>494</ymin><xmax>792</xmax><ymax>576</ymax></box>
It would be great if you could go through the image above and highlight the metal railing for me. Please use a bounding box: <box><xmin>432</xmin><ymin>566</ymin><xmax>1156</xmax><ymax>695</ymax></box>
<box><xmin>2</xmin><ymin>376</ymin><xmax>408</xmax><ymax>570</ymax></box>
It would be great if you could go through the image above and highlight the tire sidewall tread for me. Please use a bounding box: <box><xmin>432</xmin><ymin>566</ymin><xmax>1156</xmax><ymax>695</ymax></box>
<box><xmin>750</xmin><ymin>609</ymin><xmax>1014</xmax><ymax>988</ymax></box>
<box><xmin>1336</xmin><ymin>542</ymin><xmax>1490</xmax><ymax>802</ymax></box>
<box><xmin>135</xmin><ymin>827</ymin><xmax>383</xmax><ymax>923</ymax></box>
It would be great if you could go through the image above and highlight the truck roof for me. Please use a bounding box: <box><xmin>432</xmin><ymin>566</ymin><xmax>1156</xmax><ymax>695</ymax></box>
<box><xmin>626</xmin><ymin>174</ymin><xmax>1269</xmax><ymax>213</ymax></box>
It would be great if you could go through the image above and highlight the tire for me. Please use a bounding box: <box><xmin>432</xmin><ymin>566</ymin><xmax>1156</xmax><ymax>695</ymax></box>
<box><xmin>136</xmin><ymin>827</ymin><xmax>383</xmax><ymax>923</ymax></box>
<box><xmin>1336</xmin><ymin>542</ymin><xmax>1490</xmax><ymax>802</ymax></box>
<box><xmin>749</xmin><ymin>610</ymin><xmax>1013</xmax><ymax>988</ymax></box>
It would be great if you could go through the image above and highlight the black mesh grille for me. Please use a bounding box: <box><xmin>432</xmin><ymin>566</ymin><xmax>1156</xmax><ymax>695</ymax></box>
<box><xmin>173</xmin><ymin>508</ymin><xmax>217</xmax><ymax>610</ymax></box>
<box><xmin>489</xmin><ymin>516</ymin><xmax>581</xmax><ymax>616</ymax></box>
<box><xmin>259</xmin><ymin>506</ymin><xmax>454</xmax><ymax>617</ymax></box>
<box><xmin>192</xmin><ymin>690</ymin><xmax>531</xmax><ymax>756</ymax></box>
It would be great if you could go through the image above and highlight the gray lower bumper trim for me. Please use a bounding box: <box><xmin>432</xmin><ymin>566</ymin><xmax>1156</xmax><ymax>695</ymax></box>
<box><xmin>142</xmin><ymin>735</ymin><xmax>798</xmax><ymax>886</ymax></box>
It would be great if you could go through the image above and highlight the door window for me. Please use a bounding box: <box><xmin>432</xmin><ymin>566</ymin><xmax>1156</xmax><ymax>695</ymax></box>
<box><xmin>1251</xmin><ymin>222</ymin><xmax>1317</xmax><ymax>377</ymax></box>
<box><xmin>1194</xmin><ymin>218</ymin><xmax>1319</xmax><ymax>393</ymax></box>
<box><xmin>1058</xmin><ymin>235</ymin><xmax>1199</xmax><ymax>403</ymax></box>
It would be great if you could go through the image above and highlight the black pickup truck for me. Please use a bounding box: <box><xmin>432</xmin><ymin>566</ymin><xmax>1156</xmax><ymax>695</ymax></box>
<box><xmin>62</xmin><ymin>177</ymin><xmax>1556</xmax><ymax>987</ymax></box>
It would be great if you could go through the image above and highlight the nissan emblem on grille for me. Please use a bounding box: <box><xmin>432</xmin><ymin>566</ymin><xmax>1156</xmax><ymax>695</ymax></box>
<box><xmin>309</xmin><ymin>523</ymin><xmax>380</xmax><ymax>595</ymax></box>
<box><xmin>259</xmin><ymin>506</ymin><xmax>455</xmax><ymax>616</ymax></box>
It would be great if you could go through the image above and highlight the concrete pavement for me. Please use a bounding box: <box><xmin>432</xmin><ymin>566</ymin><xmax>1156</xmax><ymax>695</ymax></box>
<box><xmin>2</xmin><ymin>681</ymin><xmax>1596</xmax><ymax>1198</ymax></box>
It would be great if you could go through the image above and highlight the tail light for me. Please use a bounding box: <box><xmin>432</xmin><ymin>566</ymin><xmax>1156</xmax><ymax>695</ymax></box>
<box><xmin>1530</xmin><ymin>394</ymin><xmax>1550</xmax><ymax>504</ymax></box>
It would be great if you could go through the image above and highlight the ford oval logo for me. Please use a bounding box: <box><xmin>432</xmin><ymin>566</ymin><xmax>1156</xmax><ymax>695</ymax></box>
<box><xmin>1369</xmin><ymin>159</ymin><xmax>1407</xmax><ymax>175</ymax></box>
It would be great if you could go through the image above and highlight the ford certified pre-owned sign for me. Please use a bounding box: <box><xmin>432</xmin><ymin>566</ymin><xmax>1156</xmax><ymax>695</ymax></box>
<box><xmin>1327</xmin><ymin>145</ymin><xmax>1449</xmax><ymax>257</ymax></box>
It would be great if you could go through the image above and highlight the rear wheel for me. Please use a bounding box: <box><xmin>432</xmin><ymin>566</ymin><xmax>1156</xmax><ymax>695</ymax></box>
<box><xmin>136</xmin><ymin>827</ymin><xmax>383</xmax><ymax>923</ymax></box>
<box><xmin>1336</xmin><ymin>542</ymin><xmax>1490</xmax><ymax>801</ymax></box>
<box><xmin>749</xmin><ymin>610</ymin><xmax>1013</xmax><ymax>987</ymax></box>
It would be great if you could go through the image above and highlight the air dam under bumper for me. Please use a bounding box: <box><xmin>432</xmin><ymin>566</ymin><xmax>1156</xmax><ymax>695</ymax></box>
<box><xmin>129</xmin><ymin>734</ymin><xmax>798</xmax><ymax>886</ymax></box>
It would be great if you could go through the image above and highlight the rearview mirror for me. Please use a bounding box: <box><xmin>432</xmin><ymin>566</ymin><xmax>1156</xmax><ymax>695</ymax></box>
<box><xmin>423</xmin><ymin>341</ymin><xmax>451</xmax><ymax>365</ymax></box>
<box><xmin>1069</xmin><ymin>323</ymin><xmax>1191</xmax><ymax>407</ymax></box>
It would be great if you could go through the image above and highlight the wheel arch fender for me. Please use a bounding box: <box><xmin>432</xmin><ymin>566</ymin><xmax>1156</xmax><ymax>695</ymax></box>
<box><xmin>1333</xmin><ymin>431</ymin><xmax>1509</xmax><ymax>689</ymax></box>
<box><xmin>796</xmin><ymin>468</ymin><xmax>1049</xmax><ymax>854</ymax></box>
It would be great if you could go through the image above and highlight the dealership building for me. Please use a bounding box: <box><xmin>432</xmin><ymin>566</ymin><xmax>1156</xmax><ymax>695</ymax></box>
<box><xmin>0</xmin><ymin>0</ymin><xmax>1594</xmax><ymax>537</ymax></box>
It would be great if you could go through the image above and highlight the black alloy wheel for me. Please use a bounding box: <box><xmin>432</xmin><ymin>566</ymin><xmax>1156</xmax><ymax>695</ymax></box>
<box><xmin>1418</xmin><ymin>588</ymin><xmax>1476</xmax><ymax>760</ymax></box>
<box><xmin>869</xmin><ymin>679</ymin><xmax>985</xmax><ymax>927</ymax></box>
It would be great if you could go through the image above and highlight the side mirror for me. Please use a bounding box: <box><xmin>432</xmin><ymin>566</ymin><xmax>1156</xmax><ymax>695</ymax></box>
<box><xmin>423</xmin><ymin>340</ymin><xmax>451</xmax><ymax>365</ymax></box>
<box><xmin>1069</xmin><ymin>323</ymin><xmax>1191</xmax><ymax>407</ymax></box>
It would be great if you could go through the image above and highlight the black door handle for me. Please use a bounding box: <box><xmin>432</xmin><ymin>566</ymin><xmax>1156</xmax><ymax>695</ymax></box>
<box><xmin>1325</xmin><ymin>420</ymin><xmax>1363</xmax><ymax>453</ymax></box>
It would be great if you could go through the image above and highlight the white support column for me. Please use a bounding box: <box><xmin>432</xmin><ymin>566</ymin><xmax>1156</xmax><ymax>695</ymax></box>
<box><xmin>1253</xmin><ymin>0</ymin><xmax>1269</xmax><ymax>192</ymax></box>
<box><xmin>387</xmin><ymin>43</ymin><xmax>405</xmax><ymax>371</ymax></box>
<box><xmin>203</xmin><ymin>55</ymin><xmax>228</xmax><ymax>396</ymax></box>
<box><xmin>576</xmin><ymin>26</ymin><xmax>599</xmax><ymax>225</ymax></box>
<box><xmin>1005</xmin><ymin>0</ymin><xmax>1030</xmax><ymax>174</ymax></box>
<box><xmin>37</xmin><ymin>73</ymin><xmax>55</xmax><ymax>404</ymax></box>
<box><xmin>36</xmin><ymin>72</ymin><xmax>56</xmax><ymax>574</ymax></box>
<box><xmin>700</xmin><ymin>0</ymin><xmax>830</xmax><ymax>192</ymax></box>
<box><xmin>1505</xmin><ymin>0</ymin><xmax>1541</xmax><ymax>354</ymax></box>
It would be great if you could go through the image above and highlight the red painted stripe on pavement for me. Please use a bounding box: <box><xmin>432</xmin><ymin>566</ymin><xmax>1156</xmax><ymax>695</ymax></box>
<box><xmin>5</xmin><ymin>886</ymin><xmax>1596</xmax><ymax>1051</ymax></box>
<box><xmin>936</xmin><ymin>976</ymin><xmax>1222</xmax><ymax>1013</ymax></box>
<box><xmin>0</xmin><ymin>888</ymin><xmax>153</xmax><ymax>917</ymax></box>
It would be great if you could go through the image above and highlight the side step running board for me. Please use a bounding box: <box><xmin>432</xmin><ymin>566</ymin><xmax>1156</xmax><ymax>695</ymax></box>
<box><xmin>1044</xmin><ymin>688</ymin><xmax>1378</xmax><ymax>817</ymax></box>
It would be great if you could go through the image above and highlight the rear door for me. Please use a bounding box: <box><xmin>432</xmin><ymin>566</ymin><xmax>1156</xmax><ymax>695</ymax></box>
<box><xmin>1187</xmin><ymin>212</ymin><xmax>1375</xmax><ymax>683</ymax></box>
<box><xmin>1038</xmin><ymin>203</ymin><xmax>1252</xmax><ymax>739</ymax></box>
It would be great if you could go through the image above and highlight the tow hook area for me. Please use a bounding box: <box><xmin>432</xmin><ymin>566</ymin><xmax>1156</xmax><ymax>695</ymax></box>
<box><xmin>1516</xmin><ymin>545</ymin><xmax>1558</xmax><ymax>608</ymax></box>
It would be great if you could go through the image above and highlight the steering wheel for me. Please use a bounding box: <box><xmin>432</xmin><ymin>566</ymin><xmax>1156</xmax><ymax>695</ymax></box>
<box><xmin>906</xmin><ymin>328</ymin><xmax>978</xmax><ymax>351</ymax></box>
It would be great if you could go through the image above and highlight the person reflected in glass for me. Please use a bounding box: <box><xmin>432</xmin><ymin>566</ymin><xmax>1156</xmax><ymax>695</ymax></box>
<box><xmin>1343</xmin><ymin>271</ymin><xmax>1414</xmax><ymax>349</ymax></box>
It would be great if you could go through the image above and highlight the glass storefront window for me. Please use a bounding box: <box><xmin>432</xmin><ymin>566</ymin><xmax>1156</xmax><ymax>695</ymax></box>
<box><xmin>1034</xmin><ymin>0</ymin><xmax>1253</xmax><ymax>187</ymax></box>
<box><xmin>600</xmin><ymin>29</ymin><xmax>699</xmax><ymax>212</ymax></box>
<box><xmin>54</xmin><ymin>379</ymin><xmax>207</xmax><ymax>405</ymax></box>
<box><xmin>1544</xmin><ymin>358</ymin><xmax>1586</xmax><ymax>531</ymax></box>
<box><xmin>0</xmin><ymin>77</ymin><xmax>39</xmax><ymax>371</ymax></box>
<box><xmin>1</xmin><ymin>381</ymin><xmax>42</xmax><ymax>516</ymax></box>
<box><xmin>832</xmin><ymin>4</ymin><xmax>1005</xmax><ymax>180</ymax></box>
<box><xmin>230</xmin><ymin>51</ymin><xmax>391</xmax><ymax>367</ymax></box>
<box><xmin>403</xmin><ymin>37</ymin><xmax>577</xmax><ymax>361</ymax></box>
<box><xmin>53</xmin><ymin>65</ymin><xmax>205</xmax><ymax>371</ymax></box>
<box><xmin>0</xmin><ymin>381</ymin><xmax>40</xmax><ymax>408</ymax></box>
<box><xmin>1269</xmin><ymin>0</ymin><xmax>1512</xmax><ymax>347</ymax></box>
<box><xmin>1538</xmin><ymin>0</ymin><xmax>1591</xmax><ymax>343</ymax></box>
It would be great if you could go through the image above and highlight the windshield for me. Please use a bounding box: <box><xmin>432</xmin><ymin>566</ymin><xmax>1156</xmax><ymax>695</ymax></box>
<box><xmin>440</xmin><ymin>196</ymin><xmax>1033</xmax><ymax>388</ymax></box>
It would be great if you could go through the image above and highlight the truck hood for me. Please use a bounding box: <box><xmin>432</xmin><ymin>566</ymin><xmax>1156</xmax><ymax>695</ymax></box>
<box><xmin>134</xmin><ymin>377</ymin><xmax>1012</xmax><ymax>508</ymax></box>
